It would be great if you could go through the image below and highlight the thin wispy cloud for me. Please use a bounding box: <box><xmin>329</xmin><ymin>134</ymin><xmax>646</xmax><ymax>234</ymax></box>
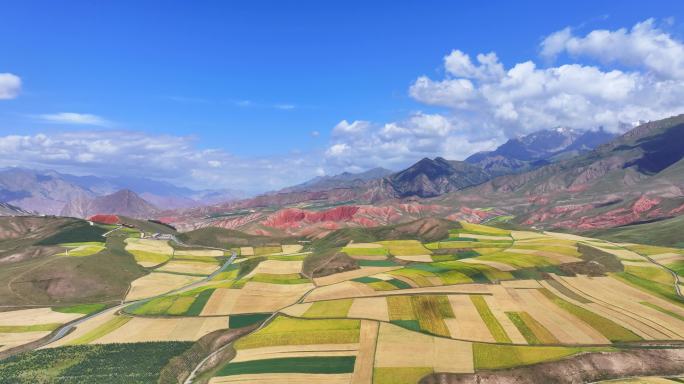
<box><xmin>0</xmin><ymin>130</ymin><xmax>321</xmax><ymax>193</ymax></box>
<box><xmin>37</xmin><ymin>112</ymin><xmax>112</xmax><ymax>127</ymax></box>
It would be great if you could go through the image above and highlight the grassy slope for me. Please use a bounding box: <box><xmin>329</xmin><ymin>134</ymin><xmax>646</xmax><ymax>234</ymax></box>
<box><xmin>582</xmin><ymin>215</ymin><xmax>684</xmax><ymax>248</ymax></box>
<box><xmin>1</xmin><ymin>230</ymin><xmax>146</xmax><ymax>306</ymax></box>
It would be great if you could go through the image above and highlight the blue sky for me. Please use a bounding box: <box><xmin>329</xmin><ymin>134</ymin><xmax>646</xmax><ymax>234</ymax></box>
<box><xmin>1</xmin><ymin>1</ymin><xmax>684</xmax><ymax>193</ymax></box>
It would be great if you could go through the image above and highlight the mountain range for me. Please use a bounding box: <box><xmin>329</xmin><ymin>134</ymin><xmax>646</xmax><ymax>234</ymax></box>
<box><xmin>0</xmin><ymin>168</ymin><xmax>244</xmax><ymax>216</ymax></box>
<box><xmin>465</xmin><ymin>127</ymin><xmax>615</xmax><ymax>176</ymax></box>
<box><xmin>5</xmin><ymin>119</ymin><xmax>682</xmax><ymax>236</ymax></box>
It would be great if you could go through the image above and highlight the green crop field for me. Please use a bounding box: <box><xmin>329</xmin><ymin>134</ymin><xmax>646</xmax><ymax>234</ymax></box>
<box><xmin>303</xmin><ymin>298</ymin><xmax>353</xmax><ymax>318</ymax></box>
<box><xmin>128</xmin><ymin>250</ymin><xmax>170</xmax><ymax>265</ymax></box>
<box><xmin>53</xmin><ymin>303</ymin><xmax>108</xmax><ymax>315</ymax></box>
<box><xmin>613</xmin><ymin>271</ymin><xmax>683</xmax><ymax>304</ymax></box>
<box><xmin>373</xmin><ymin>367</ymin><xmax>433</xmax><ymax>384</ymax></box>
<box><xmin>68</xmin><ymin>316</ymin><xmax>132</xmax><ymax>345</ymax></box>
<box><xmin>624</xmin><ymin>265</ymin><xmax>675</xmax><ymax>285</ymax></box>
<box><xmin>471</xmin><ymin>295</ymin><xmax>511</xmax><ymax>343</ymax></box>
<box><xmin>0</xmin><ymin>323</ymin><xmax>61</xmax><ymax>333</ymax></box>
<box><xmin>234</xmin><ymin>316</ymin><xmax>360</xmax><ymax>350</ymax></box>
<box><xmin>377</xmin><ymin>240</ymin><xmax>431</xmax><ymax>256</ymax></box>
<box><xmin>228</xmin><ymin>313</ymin><xmax>270</xmax><ymax>328</ymax></box>
<box><xmin>386</xmin><ymin>295</ymin><xmax>453</xmax><ymax>337</ymax></box>
<box><xmin>341</xmin><ymin>246</ymin><xmax>389</xmax><ymax>256</ymax></box>
<box><xmin>473</xmin><ymin>343</ymin><xmax>613</xmax><ymax>370</ymax></box>
<box><xmin>506</xmin><ymin>311</ymin><xmax>559</xmax><ymax>344</ymax></box>
<box><xmin>250</xmin><ymin>273</ymin><xmax>309</xmax><ymax>284</ymax></box>
<box><xmin>216</xmin><ymin>355</ymin><xmax>356</xmax><ymax>376</ymax></box>
<box><xmin>253</xmin><ymin>246</ymin><xmax>283</xmax><ymax>256</ymax></box>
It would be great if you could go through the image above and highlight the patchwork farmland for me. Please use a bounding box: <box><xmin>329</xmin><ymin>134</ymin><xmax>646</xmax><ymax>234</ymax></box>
<box><xmin>1</xmin><ymin>218</ymin><xmax>683</xmax><ymax>383</ymax></box>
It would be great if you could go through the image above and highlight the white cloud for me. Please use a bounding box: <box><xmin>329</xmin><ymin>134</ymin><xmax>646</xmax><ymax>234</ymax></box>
<box><xmin>0</xmin><ymin>73</ymin><xmax>21</xmax><ymax>99</ymax></box>
<box><xmin>408</xmin><ymin>19</ymin><xmax>684</xmax><ymax>136</ymax></box>
<box><xmin>38</xmin><ymin>112</ymin><xmax>111</xmax><ymax>126</ymax></box>
<box><xmin>325</xmin><ymin>113</ymin><xmax>497</xmax><ymax>171</ymax></box>
<box><xmin>0</xmin><ymin>131</ymin><xmax>322</xmax><ymax>193</ymax></box>
<box><xmin>324</xmin><ymin>19</ymin><xmax>684</xmax><ymax>172</ymax></box>
<box><xmin>540</xmin><ymin>19</ymin><xmax>684</xmax><ymax>79</ymax></box>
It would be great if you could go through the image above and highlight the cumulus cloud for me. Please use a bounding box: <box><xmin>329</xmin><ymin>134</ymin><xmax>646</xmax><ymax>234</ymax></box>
<box><xmin>38</xmin><ymin>112</ymin><xmax>111</xmax><ymax>126</ymax></box>
<box><xmin>0</xmin><ymin>73</ymin><xmax>21</xmax><ymax>99</ymax></box>
<box><xmin>0</xmin><ymin>131</ymin><xmax>321</xmax><ymax>193</ymax></box>
<box><xmin>325</xmin><ymin>113</ymin><xmax>497</xmax><ymax>171</ymax></box>
<box><xmin>540</xmin><ymin>19</ymin><xmax>684</xmax><ymax>79</ymax></box>
<box><xmin>325</xmin><ymin>19</ymin><xmax>684</xmax><ymax>172</ymax></box>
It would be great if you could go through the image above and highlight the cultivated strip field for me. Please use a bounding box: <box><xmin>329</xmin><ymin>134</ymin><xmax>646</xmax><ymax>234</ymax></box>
<box><xmin>4</xmin><ymin>220</ymin><xmax>684</xmax><ymax>383</ymax></box>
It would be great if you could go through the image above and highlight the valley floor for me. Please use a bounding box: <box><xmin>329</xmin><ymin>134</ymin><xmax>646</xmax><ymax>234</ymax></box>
<box><xmin>1</xmin><ymin>220</ymin><xmax>683</xmax><ymax>383</ymax></box>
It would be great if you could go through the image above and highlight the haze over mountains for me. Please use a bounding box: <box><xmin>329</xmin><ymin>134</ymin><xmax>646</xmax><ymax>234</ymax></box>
<box><xmin>158</xmin><ymin>116</ymin><xmax>684</xmax><ymax>236</ymax></box>
<box><xmin>4</xmin><ymin>118</ymin><xmax>684</xmax><ymax>239</ymax></box>
<box><xmin>0</xmin><ymin>168</ymin><xmax>245</xmax><ymax>216</ymax></box>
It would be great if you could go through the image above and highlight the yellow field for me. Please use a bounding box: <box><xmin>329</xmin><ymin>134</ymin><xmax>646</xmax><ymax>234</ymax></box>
<box><xmin>157</xmin><ymin>260</ymin><xmax>219</xmax><ymax>275</ymax></box>
<box><xmin>313</xmin><ymin>267</ymin><xmax>401</xmax><ymax>286</ymax></box>
<box><xmin>175</xmin><ymin>249</ymin><xmax>224</xmax><ymax>257</ymax></box>
<box><xmin>232</xmin><ymin>343</ymin><xmax>358</xmax><ymax>362</ymax></box>
<box><xmin>126</xmin><ymin>272</ymin><xmax>203</xmax><ymax>301</ymax></box>
<box><xmin>93</xmin><ymin>316</ymin><xmax>229</xmax><ymax>343</ymax></box>
<box><xmin>202</xmin><ymin>282</ymin><xmax>314</xmax><ymax>315</ymax></box>
<box><xmin>0</xmin><ymin>331</ymin><xmax>52</xmax><ymax>352</ymax></box>
<box><xmin>374</xmin><ymin>322</ymin><xmax>473</xmax><ymax>372</ymax></box>
<box><xmin>248</xmin><ymin>260</ymin><xmax>303</xmax><ymax>275</ymax></box>
<box><xmin>0</xmin><ymin>307</ymin><xmax>82</xmax><ymax>326</ymax></box>
<box><xmin>125</xmin><ymin>238</ymin><xmax>174</xmax><ymax>266</ymax></box>
<box><xmin>281</xmin><ymin>244</ymin><xmax>304</xmax><ymax>254</ymax></box>
<box><xmin>209</xmin><ymin>373</ymin><xmax>352</xmax><ymax>384</ymax></box>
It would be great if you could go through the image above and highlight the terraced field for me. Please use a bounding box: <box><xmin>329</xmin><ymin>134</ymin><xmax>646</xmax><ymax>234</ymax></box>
<box><xmin>2</xmin><ymin>220</ymin><xmax>683</xmax><ymax>383</ymax></box>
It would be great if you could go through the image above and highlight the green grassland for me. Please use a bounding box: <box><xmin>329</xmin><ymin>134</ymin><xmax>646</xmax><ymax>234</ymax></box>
<box><xmin>1</xmin><ymin>229</ymin><xmax>146</xmax><ymax>307</ymax></box>
<box><xmin>0</xmin><ymin>342</ymin><xmax>191</xmax><ymax>384</ymax></box>
<box><xmin>582</xmin><ymin>215</ymin><xmax>684</xmax><ymax>248</ymax></box>
<box><xmin>36</xmin><ymin>221</ymin><xmax>109</xmax><ymax>245</ymax></box>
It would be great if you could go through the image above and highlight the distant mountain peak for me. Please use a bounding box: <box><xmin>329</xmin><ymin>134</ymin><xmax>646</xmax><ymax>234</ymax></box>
<box><xmin>465</xmin><ymin>127</ymin><xmax>615</xmax><ymax>176</ymax></box>
<box><xmin>61</xmin><ymin>188</ymin><xmax>158</xmax><ymax>219</ymax></box>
